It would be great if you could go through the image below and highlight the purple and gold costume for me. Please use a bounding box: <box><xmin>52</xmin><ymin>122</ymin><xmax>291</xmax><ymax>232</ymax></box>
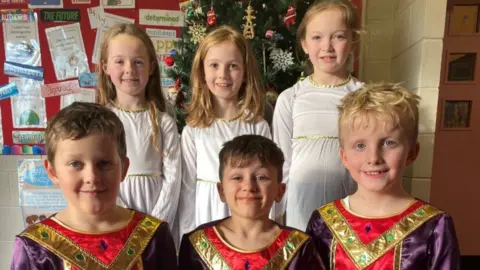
<box><xmin>11</xmin><ymin>210</ymin><xmax>177</xmax><ymax>270</ymax></box>
<box><xmin>306</xmin><ymin>199</ymin><xmax>461</xmax><ymax>270</ymax></box>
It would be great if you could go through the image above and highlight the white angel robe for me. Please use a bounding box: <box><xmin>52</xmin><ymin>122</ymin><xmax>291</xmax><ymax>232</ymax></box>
<box><xmin>178</xmin><ymin>119</ymin><xmax>271</xmax><ymax>240</ymax></box>
<box><xmin>110</xmin><ymin>106</ymin><xmax>181</xmax><ymax>241</ymax></box>
<box><xmin>272</xmin><ymin>77</ymin><xmax>363</xmax><ymax>230</ymax></box>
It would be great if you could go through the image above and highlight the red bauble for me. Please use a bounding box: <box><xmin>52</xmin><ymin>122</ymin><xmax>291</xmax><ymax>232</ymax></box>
<box><xmin>164</xmin><ymin>56</ymin><xmax>175</xmax><ymax>67</ymax></box>
<box><xmin>284</xmin><ymin>5</ymin><xmax>296</xmax><ymax>30</ymax></box>
<box><xmin>207</xmin><ymin>7</ymin><xmax>216</xmax><ymax>26</ymax></box>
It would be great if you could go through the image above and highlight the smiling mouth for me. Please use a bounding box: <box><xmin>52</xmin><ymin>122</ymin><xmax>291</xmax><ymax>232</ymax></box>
<box><xmin>216</xmin><ymin>83</ymin><xmax>232</xmax><ymax>87</ymax></box>
<box><xmin>80</xmin><ymin>190</ymin><xmax>106</xmax><ymax>196</ymax></box>
<box><xmin>363</xmin><ymin>169</ymin><xmax>389</xmax><ymax>176</ymax></box>
<box><xmin>320</xmin><ymin>56</ymin><xmax>336</xmax><ymax>61</ymax></box>
<box><xmin>237</xmin><ymin>197</ymin><xmax>261</xmax><ymax>201</ymax></box>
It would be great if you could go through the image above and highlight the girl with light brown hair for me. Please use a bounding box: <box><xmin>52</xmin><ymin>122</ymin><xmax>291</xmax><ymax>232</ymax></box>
<box><xmin>97</xmin><ymin>23</ymin><xmax>181</xmax><ymax>246</ymax></box>
<box><xmin>178</xmin><ymin>25</ymin><xmax>272</xmax><ymax>240</ymax></box>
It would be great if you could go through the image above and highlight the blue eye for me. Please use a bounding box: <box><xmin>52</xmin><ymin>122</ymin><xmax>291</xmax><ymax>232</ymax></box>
<box><xmin>384</xmin><ymin>140</ymin><xmax>396</xmax><ymax>147</ymax></box>
<box><xmin>355</xmin><ymin>143</ymin><xmax>365</xmax><ymax>150</ymax></box>
<box><xmin>68</xmin><ymin>161</ymin><xmax>81</xmax><ymax>168</ymax></box>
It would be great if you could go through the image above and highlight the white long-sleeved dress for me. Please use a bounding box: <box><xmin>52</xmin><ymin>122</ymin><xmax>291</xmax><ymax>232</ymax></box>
<box><xmin>178</xmin><ymin>118</ymin><xmax>271</xmax><ymax>239</ymax></box>
<box><xmin>272</xmin><ymin>77</ymin><xmax>363</xmax><ymax>230</ymax></box>
<box><xmin>110</xmin><ymin>106</ymin><xmax>181</xmax><ymax>240</ymax></box>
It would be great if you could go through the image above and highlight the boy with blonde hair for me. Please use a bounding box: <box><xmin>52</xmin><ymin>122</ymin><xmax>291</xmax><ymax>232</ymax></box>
<box><xmin>306</xmin><ymin>83</ymin><xmax>461</xmax><ymax>269</ymax></box>
<box><xmin>11</xmin><ymin>102</ymin><xmax>177</xmax><ymax>269</ymax></box>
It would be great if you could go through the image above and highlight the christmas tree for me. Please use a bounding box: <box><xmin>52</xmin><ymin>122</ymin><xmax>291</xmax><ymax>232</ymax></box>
<box><xmin>166</xmin><ymin>0</ymin><xmax>312</xmax><ymax>132</ymax></box>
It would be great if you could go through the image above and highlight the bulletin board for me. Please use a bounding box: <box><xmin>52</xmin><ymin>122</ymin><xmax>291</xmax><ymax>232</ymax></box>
<box><xmin>0</xmin><ymin>0</ymin><xmax>183</xmax><ymax>153</ymax></box>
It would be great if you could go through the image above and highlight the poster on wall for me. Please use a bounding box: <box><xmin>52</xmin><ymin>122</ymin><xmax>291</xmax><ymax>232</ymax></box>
<box><xmin>11</xmin><ymin>96</ymin><xmax>47</xmax><ymax>128</ymax></box>
<box><xmin>60</xmin><ymin>88</ymin><xmax>96</xmax><ymax>109</ymax></box>
<box><xmin>45</xmin><ymin>23</ymin><xmax>89</xmax><ymax>80</ymax></box>
<box><xmin>3</xmin><ymin>13</ymin><xmax>41</xmax><ymax>66</ymax></box>
<box><xmin>147</xmin><ymin>30</ymin><xmax>179</xmax><ymax>104</ymax></box>
<box><xmin>91</xmin><ymin>12</ymin><xmax>134</xmax><ymax>64</ymax></box>
<box><xmin>102</xmin><ymin>0</ymin><xmax>134</xmax><ymax>9</ymax></box>
<box><xmin>9</xmin><ymin>77</ymin><xmax>46</xmax><ymax>128</ymax></box>
<box><xmin>9</xmin><ymin>77</ymin><xmax>42</xmax><ymax>96</ymax></box>
<box><xmin>18</xmin><ymin>159</ymin><xmax>67</xmax><ymax>228</ymax></box>
<box><xmin>28</xmin><ymin>0</ymin><xmax>63</xmax><ymax>8</ymax></box>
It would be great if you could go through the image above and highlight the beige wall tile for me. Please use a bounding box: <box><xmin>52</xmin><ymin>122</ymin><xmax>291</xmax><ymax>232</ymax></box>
<box><xmin>363</xmin><ymin>61</ymin><xmax>391</xmax><ymax>82</ymax></box>
<box><xmin>424</xmin><ymin>0</ymin><xmax>447</xmax><ymax>38</ymax></box>
<box><xmin>420</xmin><ymin>39</ymin><xmax>443</xmax><ymax>88</ymax></box>
<box><xmin>393</xmin><ymin>7</ymin><xmax>411</xmax><ymax>56</ymax></box>
<box><xmin>411</xmin><ymin>133</ymin><xmax>435</xmax><ymax>178</ymax></box>
<box><xmin>0</xmin><ymin>207</ymin><xmax>24</xmax><ymax>242</ymax></box>
<box><xmin>391</xmin><ymin>54</ymin><xmax>405</xmax><ymax>82</ymax></box>
<box><xmin>409</xmin><ymin>0</ymin><xmax>426</xmax><ymax>46</ymax></box>
<box><xmin>0</xmin><ymin>173</ymin><xmax>10</xmax><ymax>206</ymax></box>
<box><xmin>9</xmin><ymin>172</ymin><xmax>19</xmax><ymax>207</ymax></box>
<box><xmin>410</xmin><ymin>178</ymin><xmax>432</xmax><ymax>201</ymax></box>
<box><xmin>367</xmin><ymin>20</ymin><xmax>393</xmax><ymax>60</ymax></box>
<box><xmin>367</xmin><ymin>0</ymin><xmax>394</xmax><ymax>20</ymax></box>
<box><xmin>414</xmin><ymin>88</ymin><xmax>439</xmax><ymax>134</ymax></box>
<box><xmin>0</xmin><ymin>242</ymin><xmax>14</xmax><ymax>270</ymax></box>
<box><xmin>399</xmin><ymin>40</ymin><xmax>422</xmax><ymax>91</ymax></box>
<box><xmin>396</xmin><ymin>0</ymin><xmax>416</xmax><ymax>14</ymax></box>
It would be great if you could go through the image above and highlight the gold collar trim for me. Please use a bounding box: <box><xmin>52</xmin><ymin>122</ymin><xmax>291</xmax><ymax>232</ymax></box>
<box><xmin>189</xmin><ymin>229</ymin><xmax>310</xmax><ymax>270</ymax></box>
<box><xmin>308</xmin><ymin>74</ymin><xmax>352</xmax><ymax>88</ymax></box>
<box><xmin>110</xmin><ymin>102</ymin><xmax>149</xmax><ymax>113</ymax></box>
<box><xmin>21</xmin><ymin>215</ymin><xmax>161</xmax><ymax>269</ymax></box>
<box><xmin>319</xmin><ymin>202</ymin><xmax>441</xmax><ymax>269</ymax></box>
<box><xmin>264</xmin><ymin>230</ymin><xmax>310</xmax><ymax>270</ymax></box>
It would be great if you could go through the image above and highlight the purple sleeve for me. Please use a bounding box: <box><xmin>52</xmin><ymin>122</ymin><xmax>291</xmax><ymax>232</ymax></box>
<box><xmin>10</xmin><ymin>236</ymin><xmax>63</xmax><ymax>270</ymax></box>
<box><xmin>178</xmin><ymin>233</ymin><xmax>208</xmax><ymax>270</ymax></box>
<box><xmin>142</xmin><ymin>222</ymin><xmax>178</xmax><ymax>270</ymax></box>
<box><xmin>429</xmin><ymin>214</ymin><xmax>461</xmax><ymax>270</ymax></box>
<box><xmin>10</xmin><ymin>237</ymin><xmax>32</xmax><ymax>270</ymax></box>
<box><xmin>287</xmin><ymin>238</ymin><xmax>326</xmax><ymax>270</ymax></box>
<box><xmin>306</xmin><ymin>209</ymin><xmax>333</xmax><ymax>268</ymax></box>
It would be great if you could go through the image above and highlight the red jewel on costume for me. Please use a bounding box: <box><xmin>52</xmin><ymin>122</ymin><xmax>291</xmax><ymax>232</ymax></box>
<box><xmin>284</xmin><ymin>5</ymin><xmax>296</xmax><ymax>30</ymax></box>
<box><xmin>164</xmin><ymin>56</ymin><xmax>175</xmax><ymax>67</ymax></box>
<box><xmin>207</xmin><ymin>7</ymin><xmax>216</xmax><ymax>26</ymax></box>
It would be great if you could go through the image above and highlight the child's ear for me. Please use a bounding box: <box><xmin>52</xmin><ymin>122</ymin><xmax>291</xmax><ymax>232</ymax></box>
<box><xmin>275</xmin><ymin>183</ymin><xmax>286</xmax><ymax>203</ymax></box>
<box><xmin>44</xmin><ymin>159</ymin><xmax>59</xmax><ymax>185</ymax></box>
<box><xmin>102</xmin><ymin>60</ymin><xmax>109</xmax><ymax>75</ymax></box>
<box><xmin>406</xmin><ymin>142</ymin><xmax>420</xmax><ymax>167</ymax></box>
<box><xmin>121</xmin><ymin>157</ymin><xmax>130</xmax><ymax>182</ymax></box>
<box><xmin>339</xmin><ymin>147</ymin><xmax>349</xmax><ymax>168</ymax></box>
<box><xmin>217</xmin><ymin>183</ymin><xmax>226</xmax><ymax>203</ymax></box>
<box><xmin>300</xmin><ymin>38</ymin><xmax>308</xmax><ymax>55</ymax></box>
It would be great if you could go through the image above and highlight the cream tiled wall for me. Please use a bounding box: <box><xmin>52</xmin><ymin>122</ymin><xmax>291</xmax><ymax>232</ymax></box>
<box><xmin>362</xmin><ymin>0</ymin><xmax>447</xmax><ymax>201</ymax></box>
<box><xmin>0</xmin><ymin>155</ymin><xmax>43</xmax><ymax>269</ymax></box>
